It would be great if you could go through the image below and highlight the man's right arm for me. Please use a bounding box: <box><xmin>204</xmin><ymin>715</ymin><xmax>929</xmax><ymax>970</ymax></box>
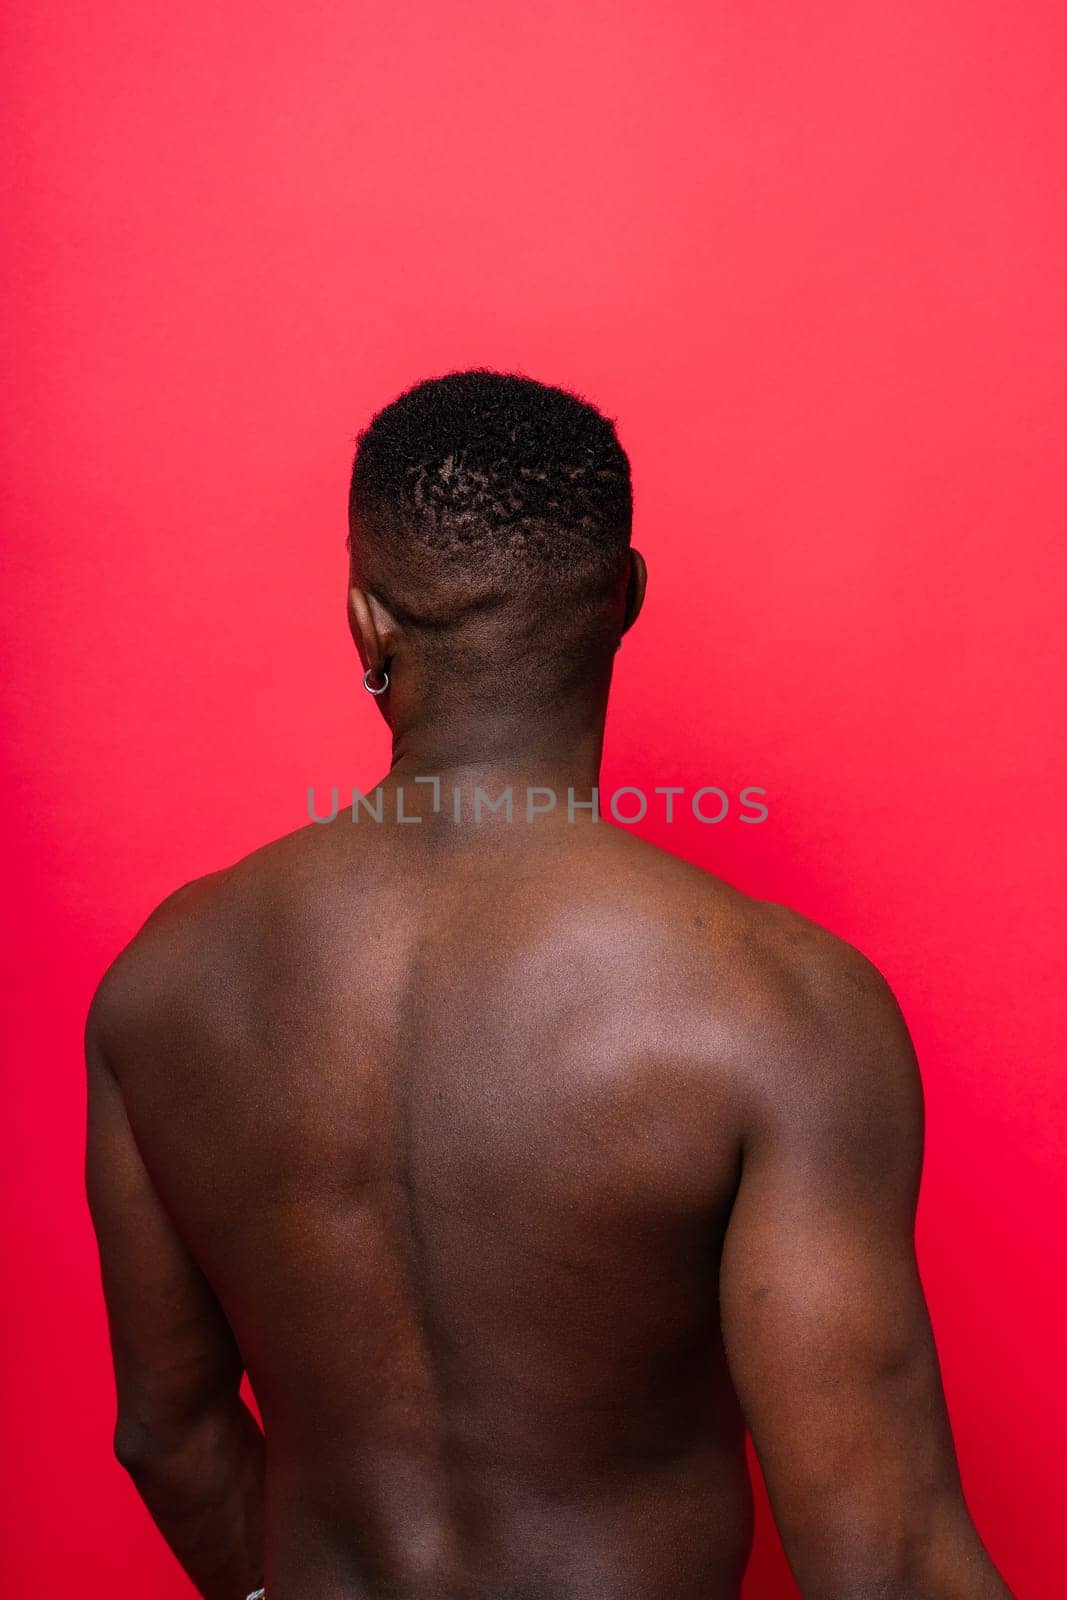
<box><xmin>719</xmin><ymin>927</ymin><xmax>1013</xmax><ymax>1599</ymax></box>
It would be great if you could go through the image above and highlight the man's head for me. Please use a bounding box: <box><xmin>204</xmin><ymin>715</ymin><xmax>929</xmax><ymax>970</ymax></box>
<box><xmin>347</xmin><ymin>370</ymin><xmax>645</xmax><ymax>720</ymax></box>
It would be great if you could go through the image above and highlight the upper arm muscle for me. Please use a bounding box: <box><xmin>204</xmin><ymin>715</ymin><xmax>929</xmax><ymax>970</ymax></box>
<box><xmin>85</xmin><ymin>1001</ymin><xmax>242</xmax><ymax>1445</ymax></box>
<box><xmin>720</xmin><ymin>938</ymin><xmax>966</xmax><ymax>1589</ymax></box>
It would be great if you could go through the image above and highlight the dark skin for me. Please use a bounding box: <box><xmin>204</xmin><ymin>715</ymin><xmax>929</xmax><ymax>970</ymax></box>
<box><xmin>86</xmin><ymin>539</ymin><xmax>1013</xmax><ymax>1600</ymax></box>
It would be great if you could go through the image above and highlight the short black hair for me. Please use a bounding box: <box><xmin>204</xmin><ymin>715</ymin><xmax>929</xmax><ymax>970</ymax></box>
<box><xmin>348</xmin><ymin>369</ymin><xmax>633</xmax><ymax>622</ymax></box>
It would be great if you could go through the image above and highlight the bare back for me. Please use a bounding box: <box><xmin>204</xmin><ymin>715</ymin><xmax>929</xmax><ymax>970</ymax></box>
<box><xmin>87</xmin><ymin>797</ymin><xmax>1011</xmax><ymax>1600</ymax></box>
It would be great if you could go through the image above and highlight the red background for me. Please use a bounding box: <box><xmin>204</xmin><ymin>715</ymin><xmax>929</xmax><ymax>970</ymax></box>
<box><xmin>2</xmin><ymin>3</ymin><xmax>1064</xmax><ymax>1595</ymax></box>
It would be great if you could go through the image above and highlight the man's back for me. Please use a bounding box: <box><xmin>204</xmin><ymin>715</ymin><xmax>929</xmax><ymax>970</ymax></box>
<box><xmin>86</xmin><ymin>370</ymin><xmax>1012</xmax><ymax>1600</ymax></box>
<box><xmin>94</xmin><ymin>804</ymin><xmax>798</xmax><ymax>1598</ymax></box>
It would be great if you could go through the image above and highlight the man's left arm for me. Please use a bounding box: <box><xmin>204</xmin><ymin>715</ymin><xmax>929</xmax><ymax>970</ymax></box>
<box><xmin>85</xmin><ymin>994</ymin><xmax>265</xmax><ymax>1600</ymax></box>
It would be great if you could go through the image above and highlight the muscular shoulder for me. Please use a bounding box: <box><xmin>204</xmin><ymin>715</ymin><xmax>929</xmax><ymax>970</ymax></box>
<box><xmin>613</xmin><ymin>830</ymin><xmax>915</xmax><ymax>1101</ymax></box>
<box><xmin>738</xmin><ymin>898</ymin><xmax>911</xmax><ymax>1052</ymax></box>
<box><xmin>717</xmin><ymin>896</ymin><xmax>924</xmax><ymax>1178</ymax></box>
<box><xmin>87</xmin><ymin>821</ymin><xmax>334</xmax><ymax>1056</ymax></box>
<box><xmin>87</xmin><ymin>868</ymin><xmax>233</xmax><ymax>1052</ymax></box>
<box><xmin>565</xmin><ymin>831</ymin><xmax>923</xmax><ymax>1192</ymax></box>
<box><xmin>584</xmin><ymin>828</ymin><xmax>915</xmax><ymax>1077</ymax></box>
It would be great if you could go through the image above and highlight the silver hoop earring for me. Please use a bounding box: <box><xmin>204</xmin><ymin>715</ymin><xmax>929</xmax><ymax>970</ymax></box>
<box><xmin>363</xmin><ymin>667</ymin><xmax>389</xmax><ymax>696</ymax></box>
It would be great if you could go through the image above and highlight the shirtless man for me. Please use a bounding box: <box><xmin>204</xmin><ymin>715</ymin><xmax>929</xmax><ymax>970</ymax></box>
<box><xmin>86</xmin><ymin>370</ymin><xmax>1013</xmax><ymax>1600</ymax></box>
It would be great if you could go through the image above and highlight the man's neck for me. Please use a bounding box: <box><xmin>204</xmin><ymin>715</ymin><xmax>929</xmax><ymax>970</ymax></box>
<box><xmin>388</xmin><ymin>727</ymin><xmax>604</xmax><ymax>793</ymax></box>
<box><xmin>380</xmin><ymin>701</ymin><xmax>608</xmax><ymax>827</ymax></box>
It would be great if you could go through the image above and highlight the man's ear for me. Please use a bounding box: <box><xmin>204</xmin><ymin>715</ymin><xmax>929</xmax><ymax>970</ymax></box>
<box><xmin>622</xmin><ymin>548</ymin><xmax>647</xmax><ymax>637</ymax></box>
<box><xmin>347</xmin><ymin>586</ymin><xmax>396</xmax><ymax>675</ymax></box>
